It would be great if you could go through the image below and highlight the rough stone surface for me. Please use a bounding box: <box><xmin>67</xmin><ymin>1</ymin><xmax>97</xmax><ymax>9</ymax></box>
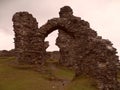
<box><xmin>0</xmin><ymin>49</ymin><xmax>15</xmax><ymax>57</ymax></box>
<box><xmin>12</xmin><ymin>12</ymin><xmax>40</xmax><ymax>64</ymax></box>
<box><xmin>46</xmin><ymin>51</ymin><xmax>60</xmax><ymax>61</ymax></box>
<box><xmin>12</xmin><ymin>6</ymin><xmax>120</xmax><ymax>90</ymax></box>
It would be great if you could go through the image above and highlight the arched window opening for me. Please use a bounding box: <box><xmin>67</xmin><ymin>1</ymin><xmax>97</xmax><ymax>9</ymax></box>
<box><xmin>45</xmin><ymin>30</ymin><xmax>60</xmax><ymax>63</ymax></box>
<box><xmin>45</xmin><ymin>30</ymin><xmax>59</xmax><ymax>52</ymax></box>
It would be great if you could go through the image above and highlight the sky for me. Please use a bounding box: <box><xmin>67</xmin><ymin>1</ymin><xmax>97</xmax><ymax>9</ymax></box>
<box><xmin>0</xmin><ymin>0</ymin><xmax>120</xmax><ymax>56</ymax></box>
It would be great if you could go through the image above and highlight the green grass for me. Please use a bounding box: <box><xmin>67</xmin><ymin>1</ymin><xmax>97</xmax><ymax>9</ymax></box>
<box><xmin>0</xmin><ymin>57</ymin><xmax>53</xmax><ymax>90</ymax></box>
<box><xmin>66</xmin><ymin>76</ymin><xmax>97</xmax><ymax>90</ymax></box>
<box><xmin>0</xmin><ymin>57</ymin><xmax>97</xmax><ymax>90</ymax></box>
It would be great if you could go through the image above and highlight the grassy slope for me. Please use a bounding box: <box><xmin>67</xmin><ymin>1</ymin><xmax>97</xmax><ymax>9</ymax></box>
<box><xmin>0</xmin><ymin>57</ymin><xmax>97</xmax><ymax>90</ymax></box>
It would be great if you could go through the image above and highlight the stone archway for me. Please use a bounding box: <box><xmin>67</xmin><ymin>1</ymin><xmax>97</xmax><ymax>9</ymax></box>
<box><xmin>12</xmin><ymin>6</ymin><xmax>120</xmax><ymax>90</ymax></box>
<box><xmin>35</xmin><ymin>17</ymin><xmax>78</xmax><ymax>65</ymax></box>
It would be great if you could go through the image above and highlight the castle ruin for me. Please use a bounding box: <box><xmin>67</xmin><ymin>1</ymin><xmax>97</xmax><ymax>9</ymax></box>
<box><xmin>12</xmin><ymin>6</ymin><xmax>120</xmax><ymax>90</ymax></box>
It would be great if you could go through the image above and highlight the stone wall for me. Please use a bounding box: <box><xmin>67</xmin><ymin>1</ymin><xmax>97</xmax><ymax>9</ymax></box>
<box><xmin>12</xmin><ymin>12</ymin><xmax>40</xmax><ymax>64</ymax></box>
<box><xmin>0</xmin><ymin>49</ymin><xmax>15</xmax><ymax>57</ymax></box>
<box><xmin>46</xmin><ymin>51</ymin><xmax>60</xmax><ymax>61</ymax></box>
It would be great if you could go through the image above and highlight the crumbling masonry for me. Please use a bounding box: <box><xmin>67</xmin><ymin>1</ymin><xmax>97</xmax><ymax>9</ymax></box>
<box><xmin>12</xmin><ymin>6</ymin><xmax>120</xmax><ymax>90</ymax></box>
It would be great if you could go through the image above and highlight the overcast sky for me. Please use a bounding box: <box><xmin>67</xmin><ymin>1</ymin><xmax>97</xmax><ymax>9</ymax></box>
<box><xmin>0</xmin><ymin>0</ymin><xmax>120</xmax><ymax>56</ymax></box>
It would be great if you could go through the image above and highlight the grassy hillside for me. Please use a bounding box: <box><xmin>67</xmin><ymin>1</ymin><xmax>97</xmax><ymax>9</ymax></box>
<box><xmin>0</xmin><ymin>57</ymin><xmax>97</xmax><ymax>90</ymax></box>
